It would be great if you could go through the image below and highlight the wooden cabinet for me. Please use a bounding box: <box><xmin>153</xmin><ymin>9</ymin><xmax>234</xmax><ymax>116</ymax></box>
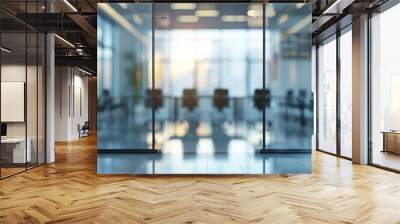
<box><xmin>382</xmin><ymin>132</ymin><xmax>400</xmax><ymax>154</ymax></box>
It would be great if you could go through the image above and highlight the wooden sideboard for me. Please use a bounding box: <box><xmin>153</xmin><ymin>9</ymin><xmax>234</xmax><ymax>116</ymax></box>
<box><xmin>382</xmin><ymin>131</ymin><xmax>400</xmax><ymax>154</ymax></box>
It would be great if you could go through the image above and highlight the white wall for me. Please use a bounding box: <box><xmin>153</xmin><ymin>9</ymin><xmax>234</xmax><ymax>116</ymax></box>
<box><xmin>55</xmin><ymin>67</ymin><xmax>89</xmax><ymax>141</ymax></box>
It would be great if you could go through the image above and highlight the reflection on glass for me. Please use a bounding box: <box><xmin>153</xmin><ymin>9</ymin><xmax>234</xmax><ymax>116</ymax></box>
<box><xmin>371</xmin><ymin>4</ymin><xmax>400</xmax><ymax>171</ymax></box>
<box><xmin>97</xmin><ymin>3</ymin><xmax>153</xmax><ymax>151</ymax></box>
<box><xmin>264</xmin><ymin>3</ymin><xmax>313</xmax><ymax>152</ymax></box>
<box><xmin>340</xmin><ymin>29</ymin><xmax>352</xmax><ymax>158</ymax></box>
<box><xmin>318</xmin><ymin>37</ymin><xmax>337</xmax><ymax>154</ymax></box>
<box><xmin>154</xmin><ymin>3</ymin><xmax>264</xmax><ymax>154</ymax></box>
<box><xmin>97</xmin><ymin>3</ymin><xmax>313</xmax><ymax>174</ymax></box>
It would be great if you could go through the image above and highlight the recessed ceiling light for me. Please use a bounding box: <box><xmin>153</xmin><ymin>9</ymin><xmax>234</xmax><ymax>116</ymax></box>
<box><xmin>296</xmin><ymin>3</ymin><xmax>306</xmax><ymax>9</ymax></box>
<box><xmin>177</xmin><ymin>15</ymin><xmax>199</xmax><ymax>23</ymax></box>
<box><xmin>132</xmin><ymin>14</ymin><xmax>143</xmax><ymax>25</ymax></box>
<box><xmin>247</xmin><ymin>10</ymin><xmax>262</xmax><ymax>17</ymax></box>
<box><xmin>119</xmin><ymin>3</ymin><xmax>128</xmax><ymax>9</ymax></box>
<box><xmin>195</xmin><ymin>10</ymin><xmax>219</xmax><ymax>17</ymax></box>
<box><xmin>171</xmin><ymin>3</ymin><xmax>196</xmax><ymax>10</ymax></box>
<box><xmin>278</xmin><ymin>14</ymin><xmax>288</xmax><ymax>24</ymax></box>
<box><xmin>265</xmin><ymin>5</ymin><xmax>276</xmax><ymax>18</ymax></box>
<box><xmin>222</xmin><ymin>15</ymin><xmax>247</xmax><ymax>22</ymax></box>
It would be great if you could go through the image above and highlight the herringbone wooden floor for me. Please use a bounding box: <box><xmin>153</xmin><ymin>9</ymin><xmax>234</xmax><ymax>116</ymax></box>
<box><xmin>1</xmin><ymin>135</ymin><xmax>400</xmax><ymax>224</ymax></box>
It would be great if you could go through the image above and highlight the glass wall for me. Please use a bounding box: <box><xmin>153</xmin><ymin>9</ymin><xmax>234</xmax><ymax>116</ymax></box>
<box><xmin>0</xmin><ymin>1</ymin><xmax>46</xmax><ymax>179</ymax></box>
<box><xmin>339</xmin><ymin>27</ymin><xmax>352</xmax><ymax>158</ymax></box>
<box><xmin>264</xmin><ymin>3</ymin><xmax>313</xmax><ymax>152</ymax></box>
<box><xmin>153</xmin><ymin>3</ymin><xmax>264</xmax><ymax>155</ymax></box>
<box><xmin>97</xmin><ymin>3</ymin><xmax>153</xmax><ymax>151</ymax></box>
<box><xmin>371</xmin><ymin>3</ymin><xmax>400</xmax><ymax>171</ymax></box>
<box><xmin>97</xmin><ymin>3</ymin><xmax>313</xmax><ymax>174</ymax></box>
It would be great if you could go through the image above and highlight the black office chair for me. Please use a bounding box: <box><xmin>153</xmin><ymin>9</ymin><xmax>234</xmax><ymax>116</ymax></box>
<box><xmin>253</xmin><ymin>89</ymin><xmax>271</xmax><ymax>111</ymax></box>
<box><xmin>79</xmin><ymin>121</ymin><xmax>90</xmax><ymax>138</ymax></box>
<box><xmin>182</xmin><ymin>89</ymin><xmax>198</xmax><ymax>111</ymax></box>
<box><xmin>297</xmin><ymin>89</ymin><xmax>307</xmax><ymax>126</ymax></box>
<box><xmin>146</xmin><ymin>89</ymin><xmax>163</xmax><ymax>111</ymax></box>
<box><xmin>213</xmin><ymin>88</ymin><xmax>229</xmax><ymax>111</ymax></box>
<box><xmin>284</xmin><ymin>89</ymin><xmax>294</xmax><ymax>119</ymax></box>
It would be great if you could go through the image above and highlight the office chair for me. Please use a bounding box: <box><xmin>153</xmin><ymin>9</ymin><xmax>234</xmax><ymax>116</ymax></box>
<box><xmin>79</xmin><ymin>121</ymin><xmax>90</xmax><ymax>138</ymax></box>
<box><xmin>182</xmin><ymin>89</ymin><xmax>198</xmax><ymax>111</ymax></box>
<box><xmin>213</xmin><ymin>88</ymin><xmax>229</xmax><ymax>111</ymax></box>
<box><xmin>284</xmin><ymin>89</ymin><xmax>294</xmax><ymax>119</ymax></box>
<box><xmin>297</xmin><ymin>89</ymin><xmax>307</xmax><ymax>126</ymax></box>
<box><xmin>254</xmin><ymin>89</ymin><xmax>272</xmax><ymax>128</ymax></box>
<box><xmin>254</xmin><ymin>89</ymin><xmax>271</xmax><ymax>111</ymax></box>
<box><xmin>146</xmin><ymin>89</ymin><xmax>163</xmax><ymax>111</ymax></box>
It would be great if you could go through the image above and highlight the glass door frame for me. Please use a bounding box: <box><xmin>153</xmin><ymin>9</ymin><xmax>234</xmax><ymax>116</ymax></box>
<box><xmin>367</xmin><ymin>1</ymin><xmax>400</xmax><ymax>173</ymax></box>
<box><xmin>315</xmin><ymin>23</ymin><xmax>353</xmax><ymax>161</ymax></box>
<box><xmin>0</xmin><ymin>2</ymin><xmax>48</xmax><ymax>180</ymax></box>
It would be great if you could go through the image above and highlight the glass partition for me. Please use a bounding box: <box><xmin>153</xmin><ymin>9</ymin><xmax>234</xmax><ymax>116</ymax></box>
<box><xmin>97</xmin><ymin>3</ymin><xmax>313</xmax><ymax>174</ymax></box>
<box><xmin>1</xmin><ymin>30</ymin><xmax>28</xmax><ymax>177</ymax></box>
<box><xmin>264</xmin><ymin>3</ymin><xmax>313</xmax><ymax>153</ymax></box>
<box><xmin>0</xmin><ymin>1</ymin><xmax>46</xmax><ymax>179</ymax></box>
<box><xmin>97</xmin><ymin>3</ymin><xmax>153</xmax><ymax>152</ymax></box>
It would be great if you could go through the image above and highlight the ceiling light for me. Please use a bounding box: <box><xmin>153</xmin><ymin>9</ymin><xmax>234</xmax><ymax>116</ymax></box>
<box><xmin>265</xmin><ymin>6</ymin><xmax>276</xmax><ymax>18</ymax></box>
<box><xmin>195</xmin><ymin>10</ymin><xmax>219</xmax><ymax>17</ymax></box>
<box><xmin>54</xmin><ymin>34</ymin><xmax>75</xmax><ymax>48</ymax></box>
<box><xmin>132</xmin><ymin>14</ymin><xmax>143</xmax><ymax>25</ymax></box>
<box><xmin>323</xmin><ymin>0</ymin><xmax>343</xmax><ymax>14</ymax></box>
<box><xmin>278</xmin><ymin>14</ymin><xmax>288</xmax><ymax>24</ymax></box>
<box><xmin>98</xmin><ymin>3</ymin><xmax>146</xmax><ymax>44</ymax></box>
<box><xmin>1</xmin><ymin>47</ymin><xmax>11</xmax><ymax>53</ymax></box>
<box><xmin>222</xmin><ymin>15</ymin><xmax>247</xmax><ymax>22</ymax></box>
<box><xmin>296</xmin><ymin>3</ymin><xmax>306</xmax><ymax>9</ymax></box>
<box><xmin>247</xmin><ymin>10</ymin><xmax>262</xmax><ymax>17</ymax></box>
<box><xmin>78</xmin><ymin>67</ymin><xmax>93</xmax><ymax>76</ymax></box>
<box><xmin>247</xmin><ymin>18</ymin><xmax>263</xmax><ymax>28</ymax></box>
<box><xmin>171</xmin><ymin>3</ymin><xmax>196</xmax><ymax>10</ymax></box>
<box><xmin>63</xmin><ymin>0</ymin><xmax>78</xmax><ymax>12</ymax></box>
<box><xmin>119</xmin><ymin>3</ymin><xmax>128</xmax><ymax>9</ymax></box>
<box><xmin>177</xmin><ymin>15</ymin><xmax>199</xmax><ymax>23</ymax></box>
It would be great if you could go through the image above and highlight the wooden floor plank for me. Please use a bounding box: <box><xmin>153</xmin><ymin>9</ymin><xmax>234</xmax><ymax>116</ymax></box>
<box><xmin>0</xmin><ymin>135</ymin><xmax>400</xmax><ymax>223</ymax></box>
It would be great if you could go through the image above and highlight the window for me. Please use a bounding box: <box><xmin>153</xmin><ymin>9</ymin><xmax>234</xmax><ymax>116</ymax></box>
<box><xmin>340</xmin><ymin>28</ymin><xmax>352</xmax><ymax>158</ymax></box>
<box><xmin>318</xmin><ymin>36</ymin><xmax>337</xmax><ymax>154</ymax></box>
<box><xmin>371</xmin><ymin>3</ymin><xmax>400</xmax><ymax>171</ymax></box>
